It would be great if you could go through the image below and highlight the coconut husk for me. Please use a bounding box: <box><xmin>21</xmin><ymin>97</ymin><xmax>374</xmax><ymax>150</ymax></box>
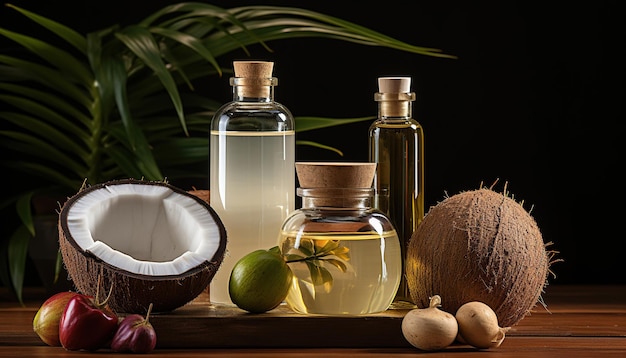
<box><xmin>406</xmin><ymin>187</ymin><xmax>554</xmax><ymax>327</ymax></box>
<box><xmin>58</xmin><ymin>179</ymin><xmax>227</xmax><ymax>314</ymax></box>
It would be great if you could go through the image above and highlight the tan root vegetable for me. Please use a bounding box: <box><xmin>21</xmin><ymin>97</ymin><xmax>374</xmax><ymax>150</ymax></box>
<box><xmin>456</xmin><ymin>301</ymin><xmax>509</xmax><ymax>349</ymax></box>
<box><xmin>401</xmin><ymin>295</ymin><xmax>458</xmax><ymax>351</ymax></box>
<box><xmin>406</xmin><ymin>185</ymin><xmax>556</xmax><ymax>327</ymax></box>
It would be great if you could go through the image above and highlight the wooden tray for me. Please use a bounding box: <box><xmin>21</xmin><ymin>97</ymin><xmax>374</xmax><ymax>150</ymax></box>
<box><xmin>150</xmin><ymin>298</ymin><xmax>411</xmax><ymax>349</ymax></box>
<box><xmin>148</xmin><ymin>285</ymin><xmax>626</xmax><ymax>348</ymax></box>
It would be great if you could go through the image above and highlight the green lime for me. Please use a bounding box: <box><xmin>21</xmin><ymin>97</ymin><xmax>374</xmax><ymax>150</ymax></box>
<box><xmin>228</xmin><ymin>247</ymin><xmax>293</xmax><ymax>313</ymax></box>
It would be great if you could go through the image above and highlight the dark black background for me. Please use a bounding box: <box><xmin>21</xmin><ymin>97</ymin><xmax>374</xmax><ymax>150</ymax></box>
<box><xmin>1</xmin><ymin>1</ymin><xmax>624</xmax><ymax>285</ymax></box>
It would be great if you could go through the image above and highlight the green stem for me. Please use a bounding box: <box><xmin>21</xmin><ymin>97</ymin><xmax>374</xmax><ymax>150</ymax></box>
<box><xmin>286</xmin><ymin>252</ymin><xmax>333</xmax><ymax>264</ymax></box>
<box><xmin>86</xmin><ymin>82</ymin><xmax>104</xmax><ymax>184</ymax></box>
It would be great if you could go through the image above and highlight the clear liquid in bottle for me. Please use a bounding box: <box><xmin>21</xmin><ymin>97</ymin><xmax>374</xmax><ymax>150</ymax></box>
<box><xmin>209</xmin><ymin>61</ymin><xmax>295</xmax><ymax>305</ymax></box>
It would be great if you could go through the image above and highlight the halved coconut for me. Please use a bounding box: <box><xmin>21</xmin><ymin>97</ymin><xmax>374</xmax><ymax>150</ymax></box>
<box><xmin>58</xmin><ymin>179</ymin><xmax>227</xmax><ymax>313</ymax></box>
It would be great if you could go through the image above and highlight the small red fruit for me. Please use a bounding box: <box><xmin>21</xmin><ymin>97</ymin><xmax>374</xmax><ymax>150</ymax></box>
<box><xmin>33</xmin><ymin>291</ymin><xmax>79</xmax><ymax>346</ymax></box>
<box><xmin>59</xmin><ymin>277</ymin><xmax>118</xmax><ymax>351</ymax></box>
<box><xmin>111</xmin><ymin>303</ymin><xmax>157</xmax><ymax>353</ymax></box>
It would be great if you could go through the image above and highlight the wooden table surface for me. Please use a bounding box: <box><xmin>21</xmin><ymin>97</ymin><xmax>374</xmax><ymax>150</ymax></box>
<box><xmin>1</xmin><ymin>285</ymin><xmax>625</xmax><ymax>357</ymax></box>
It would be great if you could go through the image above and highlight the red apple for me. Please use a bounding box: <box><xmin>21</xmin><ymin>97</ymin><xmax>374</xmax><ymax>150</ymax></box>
<box><xmin>33</xmin><ymin>291</ymin><xmax>79</xmax><ymax>346</ymax></box>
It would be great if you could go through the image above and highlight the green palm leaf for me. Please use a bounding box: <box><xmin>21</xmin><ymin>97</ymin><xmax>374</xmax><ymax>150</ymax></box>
<box><xmin>0</xmin><ymin>131</ymin><xmax>87</xmax><ymax>175</ymax></box>
<box><xmin>295</xmin><ymin>141</ymin><xmax>344</xmax><ymax>156</ymax></box>
<box><xmin>0</xmin><ymin>108</ymin><xmax>90</xmax><ymax>156</ymax></box>
<box><xmin>0</xmin><ymin>28</ymin><xmax>91</xmax><ymax>84</ymax></box>
<box><xmin>0</xmin><ymin>83</ymin><xmax>92</xmax><ymax>129</ymax></box>
<box><xmin>5</xmin><ymin>3</ymin><xmax>87</xmax><ymax>53</ymax></box>
<box><xmin>295</xmin><ymin>116</ymin><xmax>376</xmax><ymax>132</ymax></box>
<box><xmin>7</xmin><ymin>225</ymin><xmax>31</xmax><ymax>304</ymax></box>
<box><xmin>0</xmin><ymin>55</ymin><xmax>92</xmax><ymax>108</ymax></box>
<box><xmin>0</xmin><ymin>2</ymin><xmax>454</xmax><ymax>304</ymax></box>
<box><xmin>148</xmin><ymin>26</ymin><xmax>222</xmax><ymax>76</ymax></box>
<box><xmin>16</xmin><ymin>192</ymin><xmax>35</xmax><ymax>236</ymax></box>
<box><xmin>116</xmin><ymin>26</ymin><xmax>187</xmax><ymax>134</ymax></box>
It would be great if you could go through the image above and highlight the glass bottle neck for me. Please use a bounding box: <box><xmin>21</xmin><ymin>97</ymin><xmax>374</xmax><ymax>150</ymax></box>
<box><xmin>230</xmin><ymin>77</ymin><xmax>277</xmax><ymax>102</ymax></box>
<box><xmin>298</xmin><ymin>188</ymin><xmax>374</xmax><ymax>209</ymax></box>
<box><xmin>375</xmin><ymin>92</ymin><xmax>415</xmax><ymax>118</ymax></box>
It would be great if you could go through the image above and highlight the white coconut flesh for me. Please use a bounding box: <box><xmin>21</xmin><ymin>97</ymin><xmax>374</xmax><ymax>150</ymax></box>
<box><xmin>65</xmin><ymin>183</ymin><xmax>221</xmax><ymax>276</ymax></box>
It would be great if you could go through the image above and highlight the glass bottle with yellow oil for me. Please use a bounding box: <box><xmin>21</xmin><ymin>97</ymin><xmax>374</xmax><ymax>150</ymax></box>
<box><xmin>368</xmin><ymin>77</ymin><xmax>424</xmax><ymax>306</ymax></box>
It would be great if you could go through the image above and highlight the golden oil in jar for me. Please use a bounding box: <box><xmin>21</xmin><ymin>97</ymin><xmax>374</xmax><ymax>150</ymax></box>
<box><xmin>278</xmin><ymin>162</ymin><xmax>402</xmax><ymax>315</ymax></box>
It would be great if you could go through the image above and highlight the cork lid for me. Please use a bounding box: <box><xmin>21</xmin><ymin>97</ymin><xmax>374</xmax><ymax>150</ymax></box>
<box><xmin>378</xmin><ymin>77</ymin><xmax>411</xmax><ymax>93</ymax></box>
<box><xmin>375</xmin><ymin>77</ymin><xmax>415</xmax><ymax>116</ymax></box>
<box><xmin>231</xmin><ymin>61</ymin><xmax>275</xmax><ymax>98</ymax></box>
<box><xmin>233</xmin><ymin>61</ymin><xmax>274</xmax><ymax>78</ymax></box>
<box><xmin>296</xmin><ymin>162</ymin><xmax>376</xmax><ymax>189</ymax></box>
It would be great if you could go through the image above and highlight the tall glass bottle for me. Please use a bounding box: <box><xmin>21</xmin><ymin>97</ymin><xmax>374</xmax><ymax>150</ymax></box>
<box><xmin>209</xmin><ymin>61</ymin><xmax>295</xmax><ymax>305</ymax></box>
<box><xmin>368</xmin><ymin>77</ymin><xmax>424</xmax><ymax>305</ymax></box>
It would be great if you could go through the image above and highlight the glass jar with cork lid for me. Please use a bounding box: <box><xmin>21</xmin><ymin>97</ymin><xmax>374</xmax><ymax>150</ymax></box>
<box><xmin>278</xmin><ymin>162</ymin><xmax>402</xmax><ymax>315</ymax></box>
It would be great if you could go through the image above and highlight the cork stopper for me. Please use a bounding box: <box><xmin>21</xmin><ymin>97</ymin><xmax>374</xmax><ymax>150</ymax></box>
<box><xmin>378</xmin><ymin>77</ymin><xmax>411</xmax><ymax>93</ymax></box>
<box><xmin>232</xmin><ymin>61</ymin><xmax>275</xmax><ymax>98</ymax></box>
<box><xmin>296</xmin><ymin>162</ymin><xmax>376</xmax><ymax>189</ymax></box>
<box><xmin>375</xmin><ymin>76</ymin><xmax>415</xmax><ymax>117</ymax></box>
<box><xmin>233</xmin><ymin>61</ymin><xmax>274</xmax><ymax>78</ymax></box>
<box><xmin>296</xmin><ymin>162</ymin><xmax>376</xmax><ymax>208</ymax></box>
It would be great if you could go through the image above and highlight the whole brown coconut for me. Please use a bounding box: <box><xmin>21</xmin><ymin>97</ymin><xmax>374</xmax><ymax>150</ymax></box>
<box><xmin>406</xmin><ymin>187</ymin><xmax>551</xmax><ymax>328</ymax></box>
<box><xmin>58</xmin><ymin>179</ymin><xmax>227</xmax><ymax>314</ymax></box>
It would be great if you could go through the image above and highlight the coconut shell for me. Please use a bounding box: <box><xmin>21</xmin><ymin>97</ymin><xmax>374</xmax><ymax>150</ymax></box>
<box><xmin>406</xmin><ymin>188</ymin><xmax>550</xmax><ymax>327</ymax></box>
<box><xmin>58</xmin><ymin>179</ymin><xmax>227</xmax><ymax>314</ymax></box>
